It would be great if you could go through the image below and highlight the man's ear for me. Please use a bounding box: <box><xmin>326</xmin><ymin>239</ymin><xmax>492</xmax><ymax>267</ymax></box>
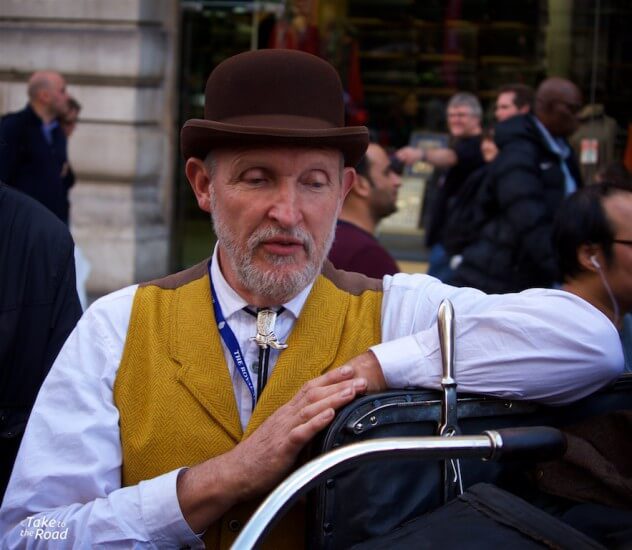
<box><xmin>344</xmin><ymin>169</ymin><xmax>371</xmax><ymax>199</ymax></box>
<box><xmin>577</xmin><ymin>243</ymin><xmax>602</xmax><ymax>272</ymax></box>
<box><xmin>341</xmin><ymin>167</ymin><xmax>356</xmax><ymax>199</ymax></box>
<box><xmin>185</xmin><ymin>157</ymin><xmax>212</xmax><ymax>213</ymax></box>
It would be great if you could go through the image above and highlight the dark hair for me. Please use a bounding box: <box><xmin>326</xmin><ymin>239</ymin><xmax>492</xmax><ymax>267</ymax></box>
<box><xmin>67</xmin><ymin>96</ymin><xmax>82</xmax><ymax>114</ymax></box>
<box><xmin>553</xmin><ymin>181</ymin><xmax>632</xmax><ymax>280</ymax></box>
<box><xmin>355</xmin><ymin>154</ymin><xmax>369</xmax><ymax>180</ymax></box>
<box><xmin>497</xmin><ymin>83</ymin><xmax>534</xmax><ymax>110</ymax></box>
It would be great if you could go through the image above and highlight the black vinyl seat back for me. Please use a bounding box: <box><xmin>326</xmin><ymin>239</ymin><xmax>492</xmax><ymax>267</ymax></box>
<box><xmin>306</xmin><ymin>374</ymin><xmax>632</xmax><ymax>550</ymax></box>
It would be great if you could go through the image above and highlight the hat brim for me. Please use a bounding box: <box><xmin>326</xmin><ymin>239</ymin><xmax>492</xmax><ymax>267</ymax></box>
<box><xmin>181</xmin><ymin>119</ymin><xmax>369</xmax><ymax>167</ymax></box>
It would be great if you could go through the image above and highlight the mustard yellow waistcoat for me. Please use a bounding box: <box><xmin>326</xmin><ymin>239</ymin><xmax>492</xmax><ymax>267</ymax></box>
<box><xmin>113</xmin><ymin>260</ymin><xmax>382</xmax><ymax>549</ymax></box>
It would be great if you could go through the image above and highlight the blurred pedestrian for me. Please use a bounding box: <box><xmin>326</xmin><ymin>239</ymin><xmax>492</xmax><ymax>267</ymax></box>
<box><xmin>0</xmin><ymin>71</ymin><xmax>73</xmax><ymax>224</ymax></box>
<box><xmin>495</xmin><ymin>83</ymin><xmax>534</xmax><ymax>122</ymax></box>
<box><xmin>450</xmin><ymin>77</ymin><xmax>583</xmax><ymax>293</ymax></box>
<box><xmin>0</xmin><ymin>182</ymin><xmax>82</xmax><ymax>501</ymax></box>
<box><xmin>442</xmin><ymin>128</ymin><xmax>498</xmax><ymax>262</ymax></box>
<box><xmin>60</xmin><ymin>96</ymin><xmax>81</xmax><ymax>138</ymax></box>
<box><xmin>396</xmin><ymin>92</ymin><xmax>485</xmax><ymax>280</ymax></box>
<box><xmin>58</xmin><ymin>95</ymin><xmax>91</xmax><ymax>310</ymax></box>
<box><xmin>329</xmin><ymin>142</ymin><xmax>401</xmax><ymax>277</ymax></box>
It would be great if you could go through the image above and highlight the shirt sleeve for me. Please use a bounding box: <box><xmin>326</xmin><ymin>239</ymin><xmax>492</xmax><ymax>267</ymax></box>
<box><xmin>0</xmin><ymin>286</ymin><xmax>203</xmax><ymax>549</ymax></box>
<box><xmin>373</xmin><ymin>273</ymin><xmax>624</xmax><ymax>405</ymax></box>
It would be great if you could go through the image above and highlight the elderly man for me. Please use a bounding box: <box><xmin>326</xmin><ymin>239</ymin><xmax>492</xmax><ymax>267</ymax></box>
<box><xmin>328</xmin><ymin>142</ymin><xmax>401</xmax><ymax>277</ymax></box>
<box><xmin>450</xmin><ymin>77</ymin><xmax>584</xmax><ymax>293</ymax></box>
<box><xmin>0</xmin><ymin>51</ymin><xmax>623</xmax><ymax>549</ymax></box>
<box><xmin>495</xmin><ymin>83</ymin><xmax>534</xmax><ymax>122</ymax></box>
<box><xmin>0</xmin><ymin>71</ymin><xmax>72</xmax><ymax>224</ymax></box>
<box><xmin>396</xmin><ymin>92</ymin><xmax>485</xmax><ymax>280</ymax></box>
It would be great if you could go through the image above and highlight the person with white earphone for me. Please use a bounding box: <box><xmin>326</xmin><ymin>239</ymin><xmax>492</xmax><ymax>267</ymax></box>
<box><xmin>553</xmin><ymin>180</ymin><xmax>632</xmax><ymax>371</ymax></box>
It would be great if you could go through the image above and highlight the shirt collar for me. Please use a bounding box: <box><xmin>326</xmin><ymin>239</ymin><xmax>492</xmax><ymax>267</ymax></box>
<box><xmin>533</xmin><ymin>116</ymin><xmax>570</xmax><ymax>159</ymax></box>
<box><xmin>210</xmin><ymin>244</ymin><xmax>313</xmax><ymax>320</ymax></box>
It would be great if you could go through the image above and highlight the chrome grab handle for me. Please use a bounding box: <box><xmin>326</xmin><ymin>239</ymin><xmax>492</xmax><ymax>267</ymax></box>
<box><xmin>437</xmin><ymin>299</ymin><xmax>462</xmax><ymax>501</ymax></box>
<box><xmin>438</xmin><ymin>298</ymin><xmax>457</xmax><ymax>436</ymax></box>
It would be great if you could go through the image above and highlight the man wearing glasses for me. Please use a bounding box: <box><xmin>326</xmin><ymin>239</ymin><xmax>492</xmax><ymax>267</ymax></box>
<box><xmin>553</xmin><ymin>181</ymin><xmax>632</xmax><ymax>371</ymax></box>
<box><xmin>449</xmin><ymin>77</ymin><xmax>584</xmax><ymax>294</ymax></box>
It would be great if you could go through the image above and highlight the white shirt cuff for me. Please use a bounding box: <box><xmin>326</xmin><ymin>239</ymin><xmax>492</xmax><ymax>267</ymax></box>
<box><xmin>140</xmin><ymin>468</ymin><xmax>204</xmax><ymax>548</ymax></box>
<box><xmin>370</xmin><ymin>334</ymin><xmax>435</xmax><ymax>389</ymax></box>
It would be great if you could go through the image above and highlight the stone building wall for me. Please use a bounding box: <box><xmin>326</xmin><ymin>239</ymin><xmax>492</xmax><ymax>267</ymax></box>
<box><xmin>0</xmin><ymin>0</ymin><xmax>178</xmax><ymax>293</ymax></box>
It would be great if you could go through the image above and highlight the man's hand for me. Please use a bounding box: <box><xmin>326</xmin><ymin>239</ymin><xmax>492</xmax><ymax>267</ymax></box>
<box><xmin>177</xmin><ymin>365</ymin><xmax>368</xmax><ymax>533</ymax></box>
<box><xmin>395</xmin><ymin>146</ymin><xmax>423</xmax><ymax>166</ymax></box>
<box><xmin>342</xmin><ymin>350</ymin><xmax>387</xmax><ymax>393</ymax></box>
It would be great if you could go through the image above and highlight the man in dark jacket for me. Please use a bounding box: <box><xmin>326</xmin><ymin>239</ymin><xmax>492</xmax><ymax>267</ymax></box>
<box><xmin>449</xmin><ymin>77</ymin><xmax>583</xmax><ymax>293</ymax></box>
<box><xmin>0</xmin><ymin>183</ymin><xmax>82</xmax><ymax>500</ymax></box>
<box><xmin>0</xmin><ymin>71</ymin><xmax>73</xmax><ymax>224</ymax></box>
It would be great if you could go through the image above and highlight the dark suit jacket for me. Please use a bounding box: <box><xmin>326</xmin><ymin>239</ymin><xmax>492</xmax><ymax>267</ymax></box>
<box><xmin>0</xmin><ymin>183</ymin><xmax>82</xmax><ymax>498</ymax></box>
<box><xmin>0</xmin><ymin>104</ymin><xmax>72</xmax><ymax>223</ymax></box>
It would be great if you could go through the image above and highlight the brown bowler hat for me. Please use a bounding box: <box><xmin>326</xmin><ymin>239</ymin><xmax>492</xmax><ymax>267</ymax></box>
<box><xmin>180</xmin><ymin>49</ymin><xmax>369</xmax><ymax>167</ymax></box>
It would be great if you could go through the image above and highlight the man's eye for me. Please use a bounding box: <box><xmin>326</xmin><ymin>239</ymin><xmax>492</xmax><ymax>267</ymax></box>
<box><xmin>245</xmin><ymin>178</ymin><xmax>267</xmax><ymax>185</ymax></box>
<box><xmin>304</xmin><ymin>179</ymin><xmax>328</xmax><ymax>189</ymax></box>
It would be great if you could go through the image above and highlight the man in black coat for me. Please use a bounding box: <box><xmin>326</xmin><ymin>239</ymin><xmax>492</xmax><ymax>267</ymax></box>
<box><xmin>0</xmin><ymin>183</ymin><xmax>82</xmax><ymax>500</ymax></box>
<box><xmin>449</xmin><ymin>77</ymin><xmax>583</xmax><ymax>293</ymax></box>
<box><xmin>0</xmin><ymin>71</ymin><xmax>73</xmax><ymax>224</ymax></box>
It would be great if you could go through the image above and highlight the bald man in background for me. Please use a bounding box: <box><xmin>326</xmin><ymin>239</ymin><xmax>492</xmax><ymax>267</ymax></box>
<box><xmin>450</xmin><ymin>77</ymin><xmax>584</xmax><ymax>293</ymax></box>
<box><xmin>328</xmin><ymin>142</ymin><xmax>402</xmax><ymax>278</ymax></box>
<box><xmin>0</xmin><ymin>71</ymin><xmax>73</xmax><ymax>224</ymax></box>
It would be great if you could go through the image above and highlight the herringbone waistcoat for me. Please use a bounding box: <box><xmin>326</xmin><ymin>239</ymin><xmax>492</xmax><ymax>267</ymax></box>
<box><xmin>113</xmin><ymin>260</ymin><xmax>382</xmax><ymax>549</ymax></box>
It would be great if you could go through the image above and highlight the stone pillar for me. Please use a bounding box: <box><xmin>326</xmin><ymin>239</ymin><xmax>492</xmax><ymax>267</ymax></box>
<box><xmin>0</xmin><ymin>0</ymin><xmax>178</xmax><ymax>293</ymax></box>
<box><xmin>546</xmin><ymin>0</ymin><xmax>573</xmax><ymax>77</ymax></box>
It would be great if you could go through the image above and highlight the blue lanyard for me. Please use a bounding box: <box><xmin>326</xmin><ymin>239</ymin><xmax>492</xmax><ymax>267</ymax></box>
<box><xmin>208</xmin><ymin>261</ymin><xmax>256</xmax><ymax>410</ymax></box>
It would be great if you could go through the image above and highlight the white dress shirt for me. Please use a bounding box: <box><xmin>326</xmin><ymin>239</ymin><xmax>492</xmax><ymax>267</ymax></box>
<box><xmin>0</xmin><ymin>246</ymin><xmax>624</xmax><ymax>548</ymax></box>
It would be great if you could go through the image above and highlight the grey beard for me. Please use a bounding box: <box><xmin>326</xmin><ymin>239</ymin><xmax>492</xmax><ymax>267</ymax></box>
<box><xmin>211</xmin><ymin>211</ymin><xmax>337</xmax><ymax>305</ymax></box>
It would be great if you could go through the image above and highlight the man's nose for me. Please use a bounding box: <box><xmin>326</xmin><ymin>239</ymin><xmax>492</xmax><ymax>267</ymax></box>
<box><xmin>268</xmin><ymin>183</ymin><xmax>303</xmax><ymax>227</ymax></box>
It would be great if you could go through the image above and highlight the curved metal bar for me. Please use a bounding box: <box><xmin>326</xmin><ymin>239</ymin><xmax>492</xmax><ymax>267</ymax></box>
<box><xmin>231</xmin><ymin>433</ymin><xmax>495</xmax><ymax>550</ymax></box>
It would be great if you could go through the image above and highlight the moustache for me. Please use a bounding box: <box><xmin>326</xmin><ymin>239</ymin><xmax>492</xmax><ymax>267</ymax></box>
<box><xmin>247</xmin><ymin>226</ymin><xmax>313</xmax><ymax>254</ymax></box>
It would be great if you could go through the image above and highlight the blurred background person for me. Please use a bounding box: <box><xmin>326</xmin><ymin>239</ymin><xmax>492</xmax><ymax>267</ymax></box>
<box><xmin>449</xmin><ymin>77</ymin><xmax>583</xmax><ymax>293</ymax></box>
<box><xmin>0</xmin><ymin>182</ymin><xmax>82</xmax><ymax>501</ymax></box>
<box><xmin>494</xmin><ymin>83</ymin><xmax>534</xmax><ymax>122</ymax></box>
<box><xmin>329</xmin><ymin>142</ymin><xmax>401</xmax><ymax>278</ymax></box>
<box><xmin>58</xmin><ymin>96</ymin><xmax>81</xmax><ymax>202</ymax></box>
<box><xmin>0</xmin><ymin>71</ymin><xmax>72</xmax><ymax>225</ymax></box>
<box><xmin>442</xmin><ymin>127</ymin><xmax>498</xmax><ymax>265</ymax></box>
<box><xmin>396</xmin><ymin>92</ymin><xmax>484</xmax><ymax>281</ymax></box>
<box><xmin>59</xmin><ymin>96</ymin><xmax>91</xmax><ymax>310</ymax></box>
<box><xmin>60</xmin><ymin>96</ymin><xmax>81</xmax><ymax>138</ymax></box>
<box><xmin>553</xmin><ymin>181</ymin><xmax>632</xmax><ymax>371</ymax></box>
